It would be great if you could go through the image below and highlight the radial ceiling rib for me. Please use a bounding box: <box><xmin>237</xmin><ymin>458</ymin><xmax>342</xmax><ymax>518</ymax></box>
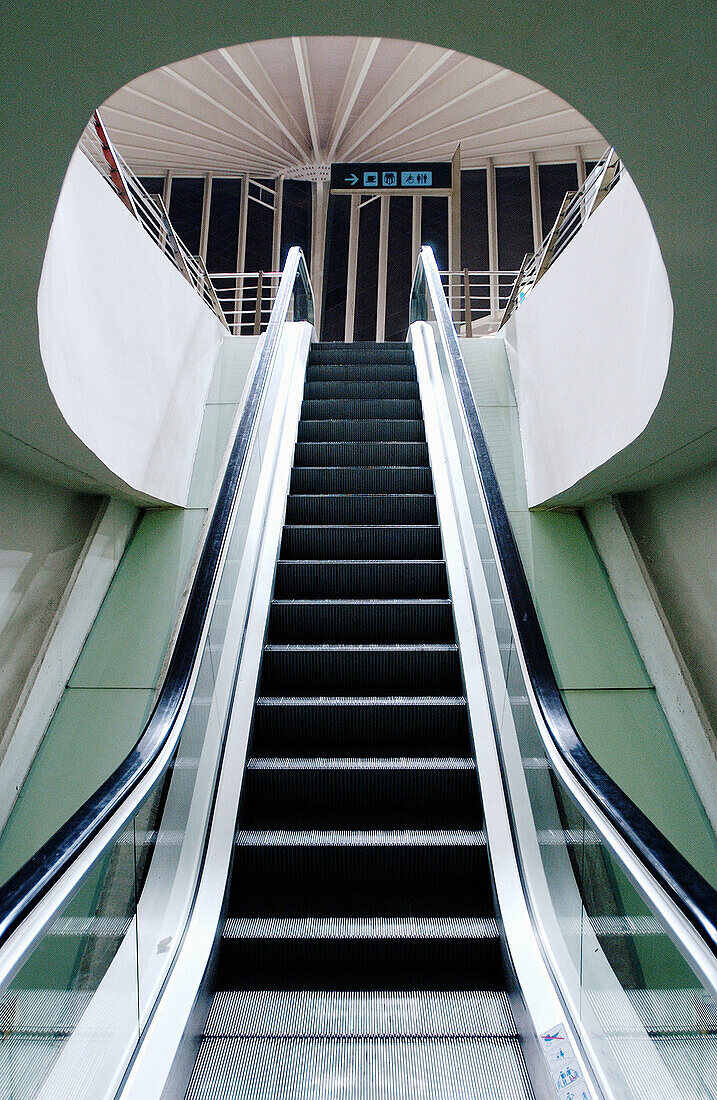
<box><xmin>110</xmin><ymin>131</ymin><xmax>290</xmax><ymax>173</ymax></box>
<box><xmin>291</xmin><ymin>37</ymin><xmax>322</xmax><ymax>161</ymax></box>
<box><xmin>350</xmin><ymin>68</ymin><xmax>518</xmax><ymax>159</ymax></box>
<box><xmin>215</xmin><ymin>47</ymin><xmax>311</xmax><ymax>160</ymax></box>
<box><xmin>160</xmin><ymin>67</ymin><xmax>304</xmax><ymax>163</ymax></box>
<box><xmin>339</xmin><ymin>44</ymin><xmax>457</xmax><ymax>159</ymax></box>
<box><xmin>366</xmin><ymin>107</ymin><xmax>578</xmax><ymax>161</ymax></box>
<box><xmin>103</xmin><ymin>102</ymin><xmax>299</xmax><ymax>176</ymax></box>
<box><xmin>102</xmin><ymin>103</ymin><xmax>295</xmax><ymax>165</ymax></box>
<box><xmin>358</xmin><ymin>87</ymin><xmax>550</xmax><ymax>161</ymax></box>
<box><xmin>326</xmin><ymin>37</ymin><xmax>381</xmax><ymax>162</ymax></box>
<box><xmin>100</xmin><ymin>36</ymin><xmax>606</xmax><ymax>177</ymax></box>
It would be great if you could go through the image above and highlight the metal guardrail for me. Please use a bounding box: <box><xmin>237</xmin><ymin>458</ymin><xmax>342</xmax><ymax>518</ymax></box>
<box><xmin>80</xmin><ymin>115</ymin><xmax>299</xmax><ymax>339</ymax></box>
<box><xmin>437</xmin><ymin>270</ymin><xmax>520</xmax><ymax>335</ymax></box>
<box><xmin>79</xmin><ymin>111</ymin><xmax>230</xmax><ymax>330</ymax></box>
<box><xmin>207</xmin><ymin>271</ymin><xmax>284</xmax><ymax>335</ymax></box>
<box><xmin>500</xmin><ymin>146</ymin><xmax>623</xmax><ymax>327</ymax></box>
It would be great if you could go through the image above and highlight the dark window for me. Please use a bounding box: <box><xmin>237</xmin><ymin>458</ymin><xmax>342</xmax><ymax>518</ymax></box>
<box><xmin>138</xmin><ymin>176</ymin><xmax>164</xmax><ymax>198</ymax></box>
<box><xmin>322</xmin><ymin>194</ymin><xmax>350</xmax><ymax>341</ymax></box>
<box><xmin>280</xmin><ymin>180</ymin><xmax>312</xmax><ymax>268</ymax></box>
<box><xmin>460</xmin><ymin>170</ymin><xmax>489</xmax><ymax>270</ymax></box>
<box><xmin>167</xmin><ymin>177</ymin><xmax>204</xmax><ymax>256</ymax></box>
<box><xmin>205</xmin><ymin>179</ymin><xmax>242</xmax><ymax>329</ymax></box>
<box><xmin>354</xmin><ymin>197</ymin><xmax>381</xmax><ymax>341</ymax></box>
<box><xmin>585</xmin><ymin>161</ymin><xmax>599</xmax><ymax>177</ymax></box>
<box><xmin>206</xmin><ymin>178</ymin><xmax>242</xmax><ymax>272</ymax></box>
<box><xmin>495</xmin><ymin>166</ymin><xmax>533</xmax><ymax>269</ymax></box>
<box><xmin>385</xmin><ymin>196</ymin><xmax>413</xmax><ymax>341</ymax></box>
<box><xmin>421</xmin><ymin>196</ymin><xmax>448</xmax><ymax>271</ymax></box>
<box><xmin>244</xmin><ymin>179</ymin><xmax>274</xmax><ymax>274</ymax></box>
<box><xmin>539</xmin><ymin>163</ymin><xmax>579</xmax><ymax>239</ymax></box>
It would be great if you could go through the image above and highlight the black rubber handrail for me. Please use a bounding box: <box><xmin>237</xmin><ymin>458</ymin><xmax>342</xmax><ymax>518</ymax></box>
<box><xmin>411</xmin><ymin>245</ymin><xmax>717</xmax><ymax>980</ymax></box>
<box><xmin>0</xmin><ymin>247</ymin><xmax>313</xmax><ymax>958</ymax></box>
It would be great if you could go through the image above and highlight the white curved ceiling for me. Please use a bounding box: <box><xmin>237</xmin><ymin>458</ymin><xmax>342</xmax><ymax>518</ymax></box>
<box><xmin>102</xmin><ymin>37</ymin><xmax>606</xmax><ymax>178</ymax></box>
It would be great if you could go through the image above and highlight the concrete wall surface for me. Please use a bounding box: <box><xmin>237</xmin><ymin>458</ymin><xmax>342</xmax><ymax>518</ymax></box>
<box><xmin>503</xmin><ymin>173</ymin><xmax>673</xmax><ymax>507</ymax></box>
<box><xmin>38</xmin><ymin>150</ymin><xmax>226</xmax><ymax>506</ymax></box>
<box><xmin>621</xmin><ymin>463</ymin><xmax>717</xmax><ymax>739</ymax></box>
<box><xmin>0</xmin><ymin>465</ymin><xmax>99</xmax><ymax>744</ymax></box>
<box><xmin>2</xmin><ymin>1</ymin><xmax>714</xmax><ymax>502</ymax></box>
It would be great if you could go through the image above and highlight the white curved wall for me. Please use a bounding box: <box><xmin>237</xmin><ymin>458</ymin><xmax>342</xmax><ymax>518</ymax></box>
<box><xmin>502</xmin><ymin>173</ymin><xmax>673</xmax><ymax>506</ymax></box>
<box><xmin>38</xmin><ymin>150</ymin><xmax>225</xmax><ymax>506</ymax></box>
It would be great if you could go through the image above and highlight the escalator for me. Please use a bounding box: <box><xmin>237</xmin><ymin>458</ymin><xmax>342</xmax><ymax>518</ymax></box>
<box><xmin>0</xmin><ymin>247</ymin><xmax>715</xmax><ymax>1100</ymax></box>
<box><xmin>185</xmin><ymin>342</ymin><xmax>534</xmax><ymax>1098</ymax></box>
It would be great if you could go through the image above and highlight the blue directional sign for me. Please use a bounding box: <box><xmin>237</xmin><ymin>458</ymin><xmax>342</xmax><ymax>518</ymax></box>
<box><xmin>331</xmin><ymin>162</ymin><xmax>452</xmax><ymax>193</ymax></box>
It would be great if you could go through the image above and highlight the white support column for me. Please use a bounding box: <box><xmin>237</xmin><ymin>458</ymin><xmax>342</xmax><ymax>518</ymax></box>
<box><xmin>529</xmin><ymin>152</ymin><xmax>543</xmax><ymax>250</ymax></box>
<box><xmin>449</xmin><ymin>146</ymin><xmax>462</xmax><ymax>325</ymax></box>
<box><xmin>271</xmin><ymin>175</ymin><xmax>284</xmax><ymax>273</ymax></box>
<box><xmin>486</xmin><ymin>157</ymin><xmax>499</xmax><ymax>315</ymax></box>
<box><xmin>449</xmin><ymin>145</ymin><xmax>462</xmax><ymax>272</ymax></box>
<box><xmin>411</xmin><ymin>195</ymin><xmax>422</xmax><ymax>271</ymax></box>
<box><xmin>376</xmin><ymin>195</ymin><xmax>390</xmax><ymax>342</ymax></box>
<box><xmin>162</xmin><ymin>173</ymin><xmax>172</xmax><ymax>209</ymax></box>
<box><xmin>237</xmin><ymin>174</ymin><xmax>249</xmax><ymax>272</ymax></box>
<box><xmin>344</xmin><ymin>193</ymin><xmax>360</xmax><ymax>342</ymax></box>
<box><xmin>235</xmin><ymin>174</ymin><xmax>250</xmax><ymax>332</ymax></box>
<box><xmin>311</xmin><ymin>181</ymin><xmax>329</xmax><ymax>334</ymax></box>
<box><xmin>576</xmin><ymin>145</ymin><xmax>586</xmax><ymax>187</ymax></box>
<box><xmin>199</xmin><ymin>174</ymin><xmax>212</xmax><ymax>261</ymax></box>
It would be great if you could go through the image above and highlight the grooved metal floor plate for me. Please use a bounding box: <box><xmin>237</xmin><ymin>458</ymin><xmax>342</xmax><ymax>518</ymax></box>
<box><xmin>187</xmin><ymin>1036</ymin><xmax>534</xmax><ymax>1100</ymax></box>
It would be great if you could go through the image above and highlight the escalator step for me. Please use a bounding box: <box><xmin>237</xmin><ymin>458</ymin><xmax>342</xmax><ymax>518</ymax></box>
<box><xmin>290</xmin><ymin>466</ymin><xmax>432</xmax><ymax>494</ymax></box>
<box><xmin>293</xmin><ymin>441</ymin><xmax>428</xmax><ymax>466</ymax></box>
<box><xmin>260</xmin><ymin>643</ymin><xmax>461</xmax><ymax>695</ymax></box>
<box><xmin>285</xmin><ymin>494</ymin><xmax>437</xmax><ymax>525</ymax></box>
<box><xmin>279</xmin><ymin>525</ymin><xmax>441</xmax><ymax>560</ymax></box>
<box><xmin>232</xmin><ymin>830</ymin><xmax>488</xmax><ymax>892</ymax></box>
<box><xmin>251</xmin><ymin>697</ymin><xmax>470</xmax><ymax>755</ymax></box>
<box><xmin>240</xmin><ymin>757</ymin><xmax>481</xmax><ymax>828</ymax></box>
<box><xmin>303</xmin><ymin>381</ymin><xmax>420</xmax><ymax>400</ymax></box>
<box><xmin>309</xmin><ymin>343</ymin><xmax>413</xmax><ymax>364</ymax></box>
<box><xmin>307</xmin><ymin>363</ymin><xmax>416</xmax><ymax>382</ymax></box>
<box><xmin>297</xmin><ymin>419</ymin><xmax>425</xmax><ymax>442</ymax></box>
<box><xmin>217</xmin><ymin>915</ymin><xmax>503</xmax><ymax>990</ymax></box>
<box><xmin>203</xmin><ymin>989</ymin><xmax>519</xmax><ymax>1038</ymax></box>
<box><xmin>267</xmin><ymin>598</ymin><xmax>455</xmax><ymax>643</ymax></box>
<box><xmin>273</xmin><ymin>560</ymin><xmax>448</xmax><ymax>598</ymax></box>
<box><xmin>302</xmin><ymin>399</ymin><xmax>422</xmax><ymax>420</ymax></box>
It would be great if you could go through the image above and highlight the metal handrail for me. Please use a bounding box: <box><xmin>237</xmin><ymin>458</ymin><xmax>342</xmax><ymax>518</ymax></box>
<box><xmin>411</xmin><ymin>244</ymin><xmax>717</xmax><ymax>993</ymax></box>
<box><xmin>500</xmin><ymin>146</ymin><xmax>623</xmax><ymax>326</ymax></box>
<box><xmin>0</xmin><ymin>247</ymin><xmax>313</xmax><ymax>966</ymax></box>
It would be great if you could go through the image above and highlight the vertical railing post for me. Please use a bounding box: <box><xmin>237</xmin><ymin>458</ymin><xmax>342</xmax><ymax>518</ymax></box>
<box><xmin>463</xmin><ymin>269</ymin><xmax>473</xmax><ymax>337</ymax></box>
<box><xmin>254</xmin><ymin>272</ymin><xmax>264</xmax><ymax>335</ymax></box>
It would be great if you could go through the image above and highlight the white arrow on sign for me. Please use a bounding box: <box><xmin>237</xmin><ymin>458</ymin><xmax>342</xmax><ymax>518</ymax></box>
<box><xmin>344</xmin><ymin>173</ymin><xmax>359</xmax><ymax>185</ymax></box>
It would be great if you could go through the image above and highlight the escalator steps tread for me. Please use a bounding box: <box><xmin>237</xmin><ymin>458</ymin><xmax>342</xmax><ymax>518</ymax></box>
<box><xmin>187</xmin><ymin>1036</ymin><xmax>534</xmax><ymax>1100</ymax></box>
<box><xmin>189</xmin><ymin>341</ymin><xmax>534</xmax><ymax>1098</ymax></box>
<box><xmin>203</xmin><ymin>989</ymin><xmax>519</xmax><ymax>1037</ymax></box>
